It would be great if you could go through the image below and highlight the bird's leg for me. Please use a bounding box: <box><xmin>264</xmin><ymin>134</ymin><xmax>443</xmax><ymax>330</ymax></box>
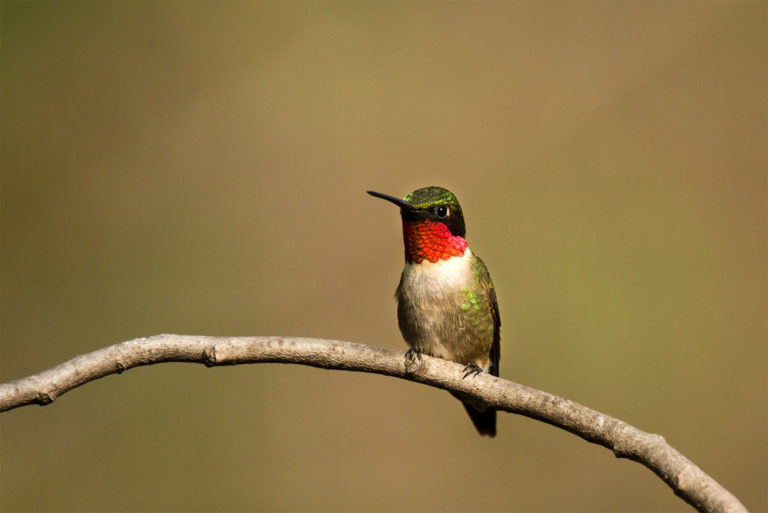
<box><xmin>405</xmin><ymin>347</ymin><xmax>422</xmax><ymax>362</ymax></box>
<box><xmin>462</xmin><ymin>363</ymin><xmax>484</xmax><ymax>379</ymax></box>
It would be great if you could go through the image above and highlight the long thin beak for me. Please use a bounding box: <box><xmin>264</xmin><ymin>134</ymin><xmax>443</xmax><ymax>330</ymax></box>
<box><xmin>366</xmin><ymin>190</ymin><xmax>415</xmax><ymax>210</ymax></box>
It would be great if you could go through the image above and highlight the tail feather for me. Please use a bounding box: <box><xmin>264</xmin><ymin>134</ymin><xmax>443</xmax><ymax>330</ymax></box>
<box><xmin>462</xmin><ymin>402</ymin><xmax>497</xmax><ymax>437</ymax></box>
<box><xmin>451</xmin><ymin>392</ymin><xmax>496</xmax><ymax>437</ymax></box>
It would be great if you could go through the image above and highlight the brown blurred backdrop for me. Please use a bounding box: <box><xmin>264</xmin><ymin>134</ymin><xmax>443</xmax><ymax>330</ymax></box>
<box><xmin>1</xmin><ymin>2</ymin><xmax>765</xmax><ymax>512</ymax></box>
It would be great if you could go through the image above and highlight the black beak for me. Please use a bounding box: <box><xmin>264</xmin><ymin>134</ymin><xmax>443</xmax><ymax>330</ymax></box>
<box><xmin>366</xmin><ymin>190</ymin><xmax>415</xmax><ymax>211</ymax></box>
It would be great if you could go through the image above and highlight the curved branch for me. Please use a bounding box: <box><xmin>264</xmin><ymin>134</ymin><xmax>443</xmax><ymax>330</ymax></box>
<box><xmin>0</xmin><ymin>335</ymin><xmax>747</xmax><ymax>513</ymax></box>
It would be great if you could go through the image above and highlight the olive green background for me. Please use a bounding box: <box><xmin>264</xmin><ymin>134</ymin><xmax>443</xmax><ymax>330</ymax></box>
<box><xmin>1</xmin><ymin>2</ymin><xmax>765</xmax><ymax>512</ymax></box>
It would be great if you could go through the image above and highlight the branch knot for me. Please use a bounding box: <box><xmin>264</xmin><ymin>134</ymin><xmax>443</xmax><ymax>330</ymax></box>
<box><xmin>203</xmin><ymin>347</ymin><xmax>217</xmax><ymax>367</ymax></box>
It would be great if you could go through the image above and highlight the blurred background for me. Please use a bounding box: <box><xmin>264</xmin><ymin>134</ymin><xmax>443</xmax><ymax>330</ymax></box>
<box><xmin>1</xmin><ymin>2</ymin><xmax>765</xmax><ymax>512</ymax></box>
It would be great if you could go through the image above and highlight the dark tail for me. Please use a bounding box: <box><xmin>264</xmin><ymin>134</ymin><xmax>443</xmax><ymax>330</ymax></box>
<box><xmin>462</xmin><ymin>402</ymin><xmax>497</xmax><ymax>437</ymax></box>
<box><xmin>451</xmin><ymin>392</ymin><xmax>496</xmax><ymax>437</ymax></box>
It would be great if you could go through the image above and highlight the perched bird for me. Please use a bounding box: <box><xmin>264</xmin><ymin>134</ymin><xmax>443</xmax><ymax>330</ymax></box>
<box><xmin>367</xmin><ymin>186</ymin><xmax>501</xmax><ymax>437</ymax></box>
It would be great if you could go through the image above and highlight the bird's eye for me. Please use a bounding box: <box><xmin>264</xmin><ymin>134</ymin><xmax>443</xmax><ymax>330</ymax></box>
<box><xmin>435</xmin><ymin>205</ymin><xmax>449</xmax><ymax>218</ymax></box>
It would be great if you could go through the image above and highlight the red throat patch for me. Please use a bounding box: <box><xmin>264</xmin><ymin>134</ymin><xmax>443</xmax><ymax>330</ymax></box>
<box><xmin>402</xmin><ymin>220</ymin><xmax>468</xmax><ymax>263</ymax></box>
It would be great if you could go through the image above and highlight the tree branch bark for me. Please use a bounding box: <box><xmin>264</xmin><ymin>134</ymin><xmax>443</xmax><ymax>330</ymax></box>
<box><xmin>0</xmin><ymin>334</ymin><xmax>747</xmax><ymax>513</ymax></box>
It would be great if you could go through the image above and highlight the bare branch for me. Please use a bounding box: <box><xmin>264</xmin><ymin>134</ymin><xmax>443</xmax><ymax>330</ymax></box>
<box><xmin>0</xmin><ymin>334</ymin><xmax>747</xmax><ymax>513</ymax></box>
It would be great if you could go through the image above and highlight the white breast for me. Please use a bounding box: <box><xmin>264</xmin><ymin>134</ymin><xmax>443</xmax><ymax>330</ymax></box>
<box><xmin>398</xmin><ymin>249</ymin><xmax>475</xmax><ymax>359</ymax></box>
<box><xmin>400</xmin><ymin>248</ymin><xmax>474</xmax><ymax>301</ymax></box>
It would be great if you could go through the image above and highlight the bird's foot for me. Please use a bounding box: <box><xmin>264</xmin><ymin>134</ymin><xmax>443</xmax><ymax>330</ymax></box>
<box><xmin>403</xmin><ymin>347</ymin><xmax>423</xmax><ymax>374</ymax></box>
<box><xmin>405</xmin><ymin>347</ymin><xmax>423</xmax><ymax>362</ymax></box>
<box><xmin>462</xmin><ymin>363</ymin><xmax>484</xmax><ymax>379</ymax></box>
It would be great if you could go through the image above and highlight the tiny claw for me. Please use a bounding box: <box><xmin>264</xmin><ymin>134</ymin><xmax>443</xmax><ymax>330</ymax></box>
<box><xmin>462</xmin><ymin>363</ymin><xmax>484</xmax><ymax>379</ymax></box>
<box><xmin>405</xmin><ymin>347</ymin><xmax>422</xmax><ymax>362</ymax></box>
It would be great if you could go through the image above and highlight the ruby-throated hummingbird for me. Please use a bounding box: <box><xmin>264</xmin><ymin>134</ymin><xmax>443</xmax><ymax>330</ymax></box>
<box><xmin>367</xmin><ymin>186</ymin><xmax>501</xmax><ymax>437</ymax></box>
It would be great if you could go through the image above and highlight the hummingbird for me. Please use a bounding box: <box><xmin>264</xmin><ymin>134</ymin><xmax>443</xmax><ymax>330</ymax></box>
<box><xmin>367</xmin><ymin>186</ymin><xmax>500</xmax><ymax>437</ymax></box>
